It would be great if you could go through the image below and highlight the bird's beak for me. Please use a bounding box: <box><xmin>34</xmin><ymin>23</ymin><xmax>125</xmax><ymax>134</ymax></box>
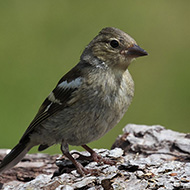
<box><xmin>126</xmin><ymin>44</ymin><xmax>148</xmax><ymax>57</ymax></box>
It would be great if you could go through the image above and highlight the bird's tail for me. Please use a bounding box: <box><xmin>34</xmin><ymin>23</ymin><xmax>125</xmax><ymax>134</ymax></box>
<box><xmin>0</xmin><ymin>139</ymin><xmax>34</xmax><ymax>174</ymax></box>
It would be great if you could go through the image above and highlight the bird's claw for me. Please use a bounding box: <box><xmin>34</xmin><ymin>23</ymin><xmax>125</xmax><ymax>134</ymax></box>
<box><xmin>71</xmin><ymin>151</ymin><xmax>116</xmax><ymax>165</ymax></box>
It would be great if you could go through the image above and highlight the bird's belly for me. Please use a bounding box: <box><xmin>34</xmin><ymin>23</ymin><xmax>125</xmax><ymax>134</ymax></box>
<box><xmin>39</xmin><ymin>94</ymin><xmax>131</xmax><ymax>146</ymax></box>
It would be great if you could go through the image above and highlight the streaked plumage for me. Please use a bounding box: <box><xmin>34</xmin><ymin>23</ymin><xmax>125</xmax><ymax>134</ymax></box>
<box><xmin>0</xmin><ymin>27</ymin><xmax>148</xmax><ymax>175</ymax></box>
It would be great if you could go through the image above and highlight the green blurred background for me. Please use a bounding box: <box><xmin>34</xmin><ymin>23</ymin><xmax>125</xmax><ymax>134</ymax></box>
<box><xmin>0</xmin><ymin>1</ymin><xmax>189</xmax><ymax>154</ymax></box>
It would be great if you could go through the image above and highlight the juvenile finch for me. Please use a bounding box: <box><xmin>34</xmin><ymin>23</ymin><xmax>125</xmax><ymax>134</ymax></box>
<box><xmin>0</xmin><ymin>27</ymin><xmax>148</xmax><ymax>175</ymax></box>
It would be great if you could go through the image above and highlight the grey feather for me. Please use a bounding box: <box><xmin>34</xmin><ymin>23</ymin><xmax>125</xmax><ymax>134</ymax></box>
<box><xmin>0</xmin><ymin>139</ymin><xmax>33</xmax><ymax>174</ymax></box>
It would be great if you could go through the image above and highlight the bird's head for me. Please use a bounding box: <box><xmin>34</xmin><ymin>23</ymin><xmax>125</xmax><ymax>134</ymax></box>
<box><xmin>81</xmin><ymin>27</ymin><xmax>148</xmax><ymax>71</ymax></box>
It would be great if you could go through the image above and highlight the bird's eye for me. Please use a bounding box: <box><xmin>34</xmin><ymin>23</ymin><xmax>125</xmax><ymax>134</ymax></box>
<box><xmin>110</xmin><ymin>40</ymin><xmax>119</xmax><ymax>48</ymax></box>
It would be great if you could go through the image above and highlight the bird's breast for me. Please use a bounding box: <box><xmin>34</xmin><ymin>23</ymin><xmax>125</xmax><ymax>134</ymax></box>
<box><xmin>38</xmin><ymin>69</ymin><xmax>134</xmax><ymax>146</ymax></box>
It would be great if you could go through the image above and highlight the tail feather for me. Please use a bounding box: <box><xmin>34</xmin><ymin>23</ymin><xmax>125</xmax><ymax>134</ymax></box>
<box><xmin>0</xmin><ymin>140</ymin><xmax>33</xmax><ymax>174</ymax></box>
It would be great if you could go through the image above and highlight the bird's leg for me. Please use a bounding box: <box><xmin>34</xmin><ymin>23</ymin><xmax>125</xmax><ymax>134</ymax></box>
<box><xmin>60</xmin><ymin>141</ymin><xmax>98</xmax><ymax>176</ymax></box>
<box><xmin>80</xmin><ymin>144</ymin><xmax>116</xmax><ymax>165</ymax></box>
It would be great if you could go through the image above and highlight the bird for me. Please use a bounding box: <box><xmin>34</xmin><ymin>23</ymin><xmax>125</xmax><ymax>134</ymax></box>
<box><xmin>0</xmin><ymin>27</ymin><xmax>148</xmax><ymax>176</ymax></box>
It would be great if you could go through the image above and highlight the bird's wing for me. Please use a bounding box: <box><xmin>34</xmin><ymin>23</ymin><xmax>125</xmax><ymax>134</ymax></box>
<box><xmin>20</xmin><ymin>65</ymin><xmax>83</xmax><ymax>142</ymax></box>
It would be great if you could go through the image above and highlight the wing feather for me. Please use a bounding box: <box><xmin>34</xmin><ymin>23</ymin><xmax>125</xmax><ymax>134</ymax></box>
<box><xmin>20</xmin><ymin>65</ymin><xmax>84</xmax><ymax>142</ymax></box>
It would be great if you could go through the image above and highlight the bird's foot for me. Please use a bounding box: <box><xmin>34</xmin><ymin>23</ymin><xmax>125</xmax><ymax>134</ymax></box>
<box><xmin>75</xmin><ymin>161</ymin><xmax>99</xmax><ymax>176</ymax></box>
<box><xmin>59</xmin><ymin>143</ymin><xmax>116</xmax><ymax>176</ymax></box>
<box><xmin>90</xmin><ymin>151</ymin><xmax>116</xmax><ymax>165</ymax></box>
<box><xmin>72</xmin><ymin>145</ymin><xmax>116</xmax><ymax>165</ymax></box>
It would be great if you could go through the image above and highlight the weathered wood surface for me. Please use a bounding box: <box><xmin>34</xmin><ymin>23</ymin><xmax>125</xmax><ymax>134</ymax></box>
<box><xmin>0</xmin><ymin>124</ymin><xmax>190</xmax><ymax>190</ymax></box>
